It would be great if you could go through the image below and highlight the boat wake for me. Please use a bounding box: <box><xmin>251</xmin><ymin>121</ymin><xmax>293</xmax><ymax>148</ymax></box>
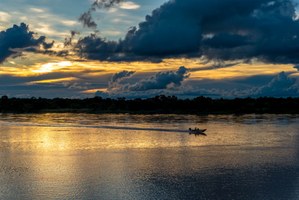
<box><xmin>99</xmin><ymin>126</ymin><xmax>188</xmax><ymax>133</ymax></box>
<box><xmin>0</xmin><ymin>120</ymin><xmax>188</xmax><ymax>133</ymax></box>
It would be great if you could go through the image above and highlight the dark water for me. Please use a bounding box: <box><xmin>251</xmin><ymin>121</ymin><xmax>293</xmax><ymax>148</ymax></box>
<box><xmin>0</xmin><ymin>114</ymin><xmax>298</xmax><ymax>200</ymax></box>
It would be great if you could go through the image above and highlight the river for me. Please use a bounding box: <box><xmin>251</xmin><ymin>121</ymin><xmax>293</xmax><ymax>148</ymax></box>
<box><xmin>0</xmin><ymin>114</ymin><xmax>298</xmax><ymax>199</ymax></box>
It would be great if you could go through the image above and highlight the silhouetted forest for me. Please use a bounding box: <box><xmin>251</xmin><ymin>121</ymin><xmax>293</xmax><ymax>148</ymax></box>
<box><xmin>1</xmin><ymin>95</ymin><xmax>299</xmax><ymax>114</ymax></box>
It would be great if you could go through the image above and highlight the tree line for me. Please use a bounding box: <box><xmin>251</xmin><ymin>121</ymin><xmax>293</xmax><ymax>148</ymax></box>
<box><xmin>1</xmin><ymin>95</ymin><xmax>299</xmax><ymax>114</ymax></box>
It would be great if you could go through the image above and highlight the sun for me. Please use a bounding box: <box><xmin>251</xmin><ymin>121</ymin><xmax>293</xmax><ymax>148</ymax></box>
<box><xmin>33</xmin><ymin>61</ymin><xmax>72</xmax><ymax>73</ymax></box>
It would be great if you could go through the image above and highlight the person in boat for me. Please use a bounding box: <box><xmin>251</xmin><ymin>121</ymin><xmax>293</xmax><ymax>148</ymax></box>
<box><xmin>189</xmin><ymin>128</ymin><xmax>207</xmax><ymax>133</ymax></box>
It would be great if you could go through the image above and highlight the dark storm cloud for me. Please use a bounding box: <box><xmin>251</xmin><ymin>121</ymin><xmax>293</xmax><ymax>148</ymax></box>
<box><xmin>127</xmin><ymin>66</ymin><xmax>189</xmax><ymax>91</ymax></box>
<box><xmin>0</xmin><ymin>23</ymin><xmax>53</xmax><ymax>63</ymax></box>
<box><xmin>252</xmin><ymin>72</ymin><xmax>299</xmax><ymax>97</ymax></box>
<box><xmin>108</xmin><ymin>66</ymin><xmax>189</xmax><ymax>92</ymax></box>
<box><xmin>76</xmin><ymin>0</ymin><xmax>299</xmax><ymax>64</ymax></box>
<box><xmin>108</xmin><ymin>70</ymin><xmax>135</xmax><ymax>90</ymax></box>
<box><xmin>110</xmin><ymin>70</ymin><xmax>135</xmax><ymax>83</ymax></box>
<box><xmin>75</xmin><ymin>33</ymin><xmax>120</xmax><ymax>60</ymax></box>
<box><xmin>75</xmin><ymin>32</ymin><xmax>164</xmax><ymax>62</ymax></box>
<box><xmin>79</xmin><ymin>0</ymin><xmax>123</xmax><ymax>29</ymax></box>
<box><xmin>96</xmin><ymin>69</ymin><xmax>299</xmax><ymax>99</ymax></box>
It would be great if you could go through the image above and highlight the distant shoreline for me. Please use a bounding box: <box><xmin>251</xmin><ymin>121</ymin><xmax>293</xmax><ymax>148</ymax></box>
<box><xmin>1</xmin><ymin>95</ymin><xmax>299</xmax><ymax>114</ymax></box>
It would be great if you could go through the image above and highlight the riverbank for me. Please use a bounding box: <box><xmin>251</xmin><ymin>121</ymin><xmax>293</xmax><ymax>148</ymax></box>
<box><xmin>1</xmin><ymin>95</ymin><xmax>299</xmax><ymax>114</ymax></box>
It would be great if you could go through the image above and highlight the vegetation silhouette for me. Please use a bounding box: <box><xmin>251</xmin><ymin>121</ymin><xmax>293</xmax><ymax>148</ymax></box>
<box><xmin>1</xmin><ymin>95</ymin><xmax>299</xmax><ymax>114</ymax></box>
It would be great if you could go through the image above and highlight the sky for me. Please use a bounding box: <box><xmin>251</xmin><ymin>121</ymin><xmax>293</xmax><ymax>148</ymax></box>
<box><xmin>1</xmin><ymin>0</ymin><xmax>299</xmax><ymax>98</ymax></box>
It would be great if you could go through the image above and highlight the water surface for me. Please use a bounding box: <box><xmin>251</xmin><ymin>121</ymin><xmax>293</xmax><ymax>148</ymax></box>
<box><xmin>0</xmin><ymin>114</ymin><xmax>299</xmax><ymax>199</ymax></box>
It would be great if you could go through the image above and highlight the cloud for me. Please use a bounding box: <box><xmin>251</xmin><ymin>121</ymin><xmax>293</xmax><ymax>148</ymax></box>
<box><xmin>100</xmin><ymin>66</ymin><xmax>190</xmax><ymax>98</ymax></box>
<box><xmin>126</xmin><ymin>66</ymin><xmax>189</xmax><ymax>91</ymax></box>
<box><xmin>294</xmin><ymin>64</ymin><xmax>299</xmax><ymax>71</ymax></box>
<box><xmin>199</xmin><ymin>72</ymin><xmax>299</xmax><ymax>98</ymax></box>
<box><xmin>108</xmin><ymin>70</ymin><xmax>135</xmax><ymax>90</ymax></box>
<box><xmin>75</xmin><ymin>33</ymin><xmax>120</xmax><ymax>60</ymax></box>
<box><xmin>95</xmin><ymin>69</ymin><xmax>299</xmax><ymax>99</ymax></box>
<box><xmin>110</xmin><ymin>70</ymin><xmax>135</xmax><ymax>83</ymax></box>
<box><xmin>118</xmin><ymin>1</ymin><xmax>140</xmax><ymax>10</ymax></box>
<box><xmin>0</xmin><ymin>11</ymin><xmax>11</xmax><ymax>22</ymax></box>
<box><xmin>196</xmin><ymin>72</ymin><xmax>299</xmax><ymax>98</ymax></box>
<box><xmin>76</xmin><ymin>0</ymin><xmax>299</xmax><ymax>64</ymax></box>
<box><xmin>64</xmin><ymin>30</ymin><xmax>80</xmax><ymax>47</ymax></box>
<box><xmin>0</xmin><ymin>23</ymin><xmax>54</xmax><ymax>63</ymax></box>
<box><xmin>252</xmin><ymin>72</ymin><xmax>299</xmax><ymax>97</ymax></box>
<box><xmin>79</xmin><ymin>10</ymin><xmax>97</xmax><ymax>29</ymax></box>
<box><xmin>79</xmin><ymin>0</ymin><xmax>123</xmax><ymax>29</ymax></box>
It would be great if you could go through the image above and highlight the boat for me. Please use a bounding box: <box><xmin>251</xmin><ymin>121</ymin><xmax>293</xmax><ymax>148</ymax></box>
<box><xmin>188</xmin><ymin>128</ymin><xmax>207</xmax><ymax>135</ymax></box>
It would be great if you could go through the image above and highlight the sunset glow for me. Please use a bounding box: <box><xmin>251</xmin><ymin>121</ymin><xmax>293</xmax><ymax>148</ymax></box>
<box><xmin>1</xmin><ymin>0</ymin><xmax>299</xmax><ymax>98</ymax></box>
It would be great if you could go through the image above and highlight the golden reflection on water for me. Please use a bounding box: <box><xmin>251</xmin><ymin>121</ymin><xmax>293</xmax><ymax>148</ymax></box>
<box><xmin>0</xmin><ymin>114</ymin><xmax>297</xmax><ymax>152</ymax></box>
<box><xmin>0</xmin><ymin>114</ymin><xmax>299</xmax><ymax>199</ymax></box>
<box><xmin>0</xmin><ymin>114</ymin><xmax>297</xmax><ymax>158</ymax></box>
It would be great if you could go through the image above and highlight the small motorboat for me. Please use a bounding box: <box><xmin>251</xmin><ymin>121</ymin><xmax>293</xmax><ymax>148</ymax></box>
<box><xmin>189</xmin><ymin>128</ymin><xmax>207</xmax><ymax>136</ymax></box>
